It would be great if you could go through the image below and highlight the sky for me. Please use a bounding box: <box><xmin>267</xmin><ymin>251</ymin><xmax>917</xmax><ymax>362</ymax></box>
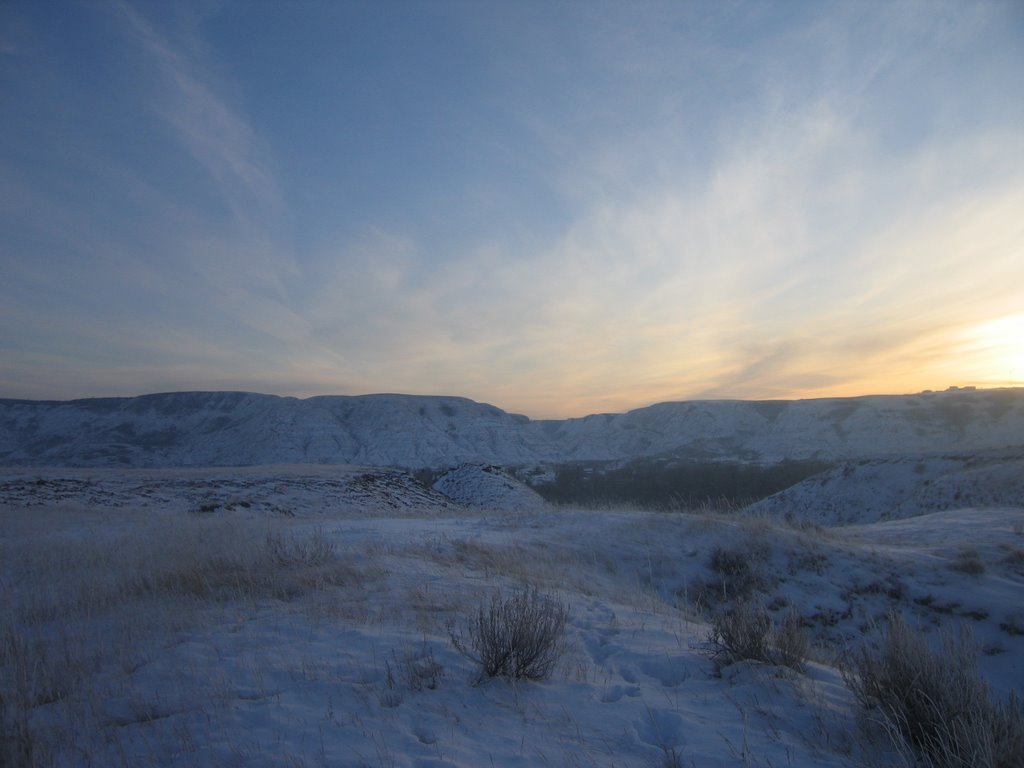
<box><xmin>1</xmin><ymin>0</ymin><xmax>1023</xmax><ymax>419</ymax></box>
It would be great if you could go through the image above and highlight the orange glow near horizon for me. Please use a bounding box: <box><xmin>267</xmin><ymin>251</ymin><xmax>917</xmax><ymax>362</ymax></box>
<box><xmin>962</xmin><ymin>314</ymin><xmax>1024</xmax><ymax>388</ymax></box>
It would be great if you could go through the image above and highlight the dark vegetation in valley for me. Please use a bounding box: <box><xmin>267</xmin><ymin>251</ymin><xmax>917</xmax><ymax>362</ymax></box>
<box><xmin>411</xmin><ymin>458</ymin><xmax>830</xmax><ymax>510</ymax></box>
<box><xmin>525</xmin><ymin>458</ymin><xmax>833</xmax><ymax>510</ymax></box>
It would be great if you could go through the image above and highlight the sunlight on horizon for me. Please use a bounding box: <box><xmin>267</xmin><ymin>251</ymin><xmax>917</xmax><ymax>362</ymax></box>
<box><xmin>962</xmin><ymin>313</ymin><xmax>1024</xmax><ymax>388</ymax></box>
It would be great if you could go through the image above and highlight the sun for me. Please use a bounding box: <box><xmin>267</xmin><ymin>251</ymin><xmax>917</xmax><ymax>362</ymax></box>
<box><xmin>966</xmin><ymin>313</ymin><xmax>1024</xmax><ymax>386</ymax></box>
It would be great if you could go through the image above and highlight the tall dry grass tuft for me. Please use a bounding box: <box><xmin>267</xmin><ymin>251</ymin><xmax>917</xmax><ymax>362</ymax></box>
<box><xmin>843</xmin><ymin>612</ymin><xmax>1024</xmax><ymax>768</ymax></box>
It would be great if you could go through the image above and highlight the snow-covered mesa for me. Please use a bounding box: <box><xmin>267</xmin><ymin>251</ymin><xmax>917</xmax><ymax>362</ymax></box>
<box><xmin>2</xmin><ymin>386</ymin><xmax>1022</xmax><ymax>467</ymax></box>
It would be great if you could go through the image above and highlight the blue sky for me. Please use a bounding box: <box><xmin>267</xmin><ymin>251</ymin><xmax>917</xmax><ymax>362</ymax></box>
<box><xmin>2</xmin><ymin>0</ymin><xmax>1023</xmax><ymax>417</ymax></box>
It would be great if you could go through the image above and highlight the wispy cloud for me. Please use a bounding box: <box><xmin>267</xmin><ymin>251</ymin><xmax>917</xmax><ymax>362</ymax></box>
<box><xmin>113</xmin><ymin>2</ymin><xmax>280</xmax><ymax>224</ymax></box>
<box><xmin>275</xmin><ymin>115</ymin><xmax>1023</xmax><ymax>415</ymax></box>
<box><xmin>91</xmin><ymin>4</ymin><xmax>315</xmax><ymax>365</ymax></box>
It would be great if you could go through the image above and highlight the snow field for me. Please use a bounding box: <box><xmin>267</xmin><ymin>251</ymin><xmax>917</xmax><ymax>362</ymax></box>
<box><xmin>2</xmin><ymin>471</ymin><xmax>1022</xmax><ymax>767</ymax></box>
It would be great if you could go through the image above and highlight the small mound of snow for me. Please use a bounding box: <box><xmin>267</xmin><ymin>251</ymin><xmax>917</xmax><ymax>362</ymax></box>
<box><xmin>432</xmin><ymin>464</ymin><xmax>546</xmax><ymax>510</ymax></box>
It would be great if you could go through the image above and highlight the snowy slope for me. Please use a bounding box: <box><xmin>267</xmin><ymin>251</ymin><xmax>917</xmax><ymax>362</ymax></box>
<box><xmin>746</xmin><ymin>450</ymin><xmax>1024</xmax><ymax>526</ymax></box>
<box><xmin>543</xmin><ymin>387</ymin><xmax>1024</xmax><ymax>462</ymax></box>
<box><xmin>1</xmin><ymin>386</ymin><xmax>1023</xmax><ymax>468</ymax></box>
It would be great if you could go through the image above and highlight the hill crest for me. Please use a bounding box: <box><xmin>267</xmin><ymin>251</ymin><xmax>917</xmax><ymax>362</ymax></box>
<box><xmin>1</xmin><ymin>387</ymin><xmax>1022</xmax><ymax>468</ymax></box>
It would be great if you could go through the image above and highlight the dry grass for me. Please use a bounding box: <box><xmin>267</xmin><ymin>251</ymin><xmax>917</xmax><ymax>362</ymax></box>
<box><xmin>843</xmin><ymin>612</ymin><xmax>1024</xmax><ymax>768</ymax></box>
<box><xmin>0</xmin><ymin>510</ymin><xmax>361</xmax><ymax>766</ymax></box>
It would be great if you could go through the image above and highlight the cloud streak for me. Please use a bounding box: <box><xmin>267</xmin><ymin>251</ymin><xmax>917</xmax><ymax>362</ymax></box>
<box><xmin>113</xmin><ymin>1</ymin><xmax>280</xmax><ymax>223</ymax></box>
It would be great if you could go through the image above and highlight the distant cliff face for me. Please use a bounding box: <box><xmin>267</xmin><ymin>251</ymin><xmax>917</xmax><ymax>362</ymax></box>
<box><xmin>1</xmin><ymin>388</ymin><xmax>1022</xmax><ymax>468</ymax></box>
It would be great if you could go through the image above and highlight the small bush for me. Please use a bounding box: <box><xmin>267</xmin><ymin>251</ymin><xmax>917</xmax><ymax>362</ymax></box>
<box><xmin>697</xmin><ymin>544</ymin><xmax>768</xmax><ymax>607</ymax></box>
<box><xmin>710</xmin><ymin>547</ymin><xmax>750</xmax><ymax>579</ymax></box>
<box><xmin>448</xmin><ymin>586</ymin><xmax>568</xmax><ymax>682</ymax></box>
<box><xmin>951</xmin><ymin>548</ymin><xmax>986</xmax><ymax>576</ymax></box>
<box><xmin>705</xmin><ymin>601</ymin><xmax>808</xmax><ymax>672</ymax></box>
<box><xmin>842</xmin><ymin>612</ymin><xmax>1024</xmax><ymax>768</ymax></box>
<box><xmin>707</xmin><ymin>600</ymin><xmax>772</xmax><ymax>668</ymax></box>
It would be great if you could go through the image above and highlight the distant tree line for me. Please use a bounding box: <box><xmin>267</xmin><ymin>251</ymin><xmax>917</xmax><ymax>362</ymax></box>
<box><xmin>527</xmin><ymin>458</ymin><xmax>833</xmax><ymax>510</ymax></box>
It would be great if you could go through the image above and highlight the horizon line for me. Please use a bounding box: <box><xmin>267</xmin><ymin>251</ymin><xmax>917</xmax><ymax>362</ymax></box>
<box><xmin>2</xmin><ymin>383</ymin><xmax>1020</xmax><ymax>421</ymax></box>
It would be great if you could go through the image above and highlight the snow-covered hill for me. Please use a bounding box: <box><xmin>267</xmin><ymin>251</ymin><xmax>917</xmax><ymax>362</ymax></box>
<box><xmin>746</xmin><ymin>450</ymin><xmax>1024</xmax><ymax>526</ymax></box>
<box><xmin>1</xmin><ymin>386</ymin><xmax>1022</xmax><ymax>468</ymax></box>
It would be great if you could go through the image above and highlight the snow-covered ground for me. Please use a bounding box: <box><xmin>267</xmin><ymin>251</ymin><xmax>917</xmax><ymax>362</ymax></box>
<box><xmin>2</xmin><ymin>466</ymin><xmax>1022</xmax><ymax>767</ymax></box>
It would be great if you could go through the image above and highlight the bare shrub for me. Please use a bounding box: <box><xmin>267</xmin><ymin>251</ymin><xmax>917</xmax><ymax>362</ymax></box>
<box><xmin>842</xmin><ymin>612</ymin><xmax>1024</xmax><ymax>768</ymax></box>
<box><xmin>705</xmin><ymin>601</ymin><xmax>809</xmax><ymax>673</ymax></box>
<box><xmin>448</xmin><ymin>586</ymin><xmax>568</xmax><ymax>682</ymax></box>
<box><xmin>706</xmin><ymin>600</ymin><xmax>772</xmax><ymax>669</ymax></box>
<box><xmin>699</xmin><ymin>544</ymin><xmax>769</xmax><ymax>607</ymax></box>
<box><xmin>710</xmin><ymin>547</ymin><xmax>750</xmax><ymax>579</ymax></box>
